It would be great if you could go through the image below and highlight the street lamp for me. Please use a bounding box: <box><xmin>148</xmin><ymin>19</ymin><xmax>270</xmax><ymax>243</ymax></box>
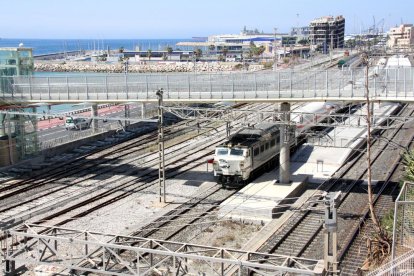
<box><xmin>156</xmin><ymin>89</ymin><xmax>166</xmax><ymax>203</ymax></box>
<box><xmin>273</xmin><ymin>27</ymin><xmax>278</xmax><ymax>71</ymax></box>
<box><xmin>193</xmin><ymin>50</ymin><xmax>197</xmax><ymax>74</ymax></box>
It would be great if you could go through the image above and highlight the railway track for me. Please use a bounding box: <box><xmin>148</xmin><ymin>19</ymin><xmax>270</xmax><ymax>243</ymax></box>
<box><xmin>2</xmin><ymin>101</ymin><xmax>337</xmax><ymax>274</ymax></box>
<box><xmin>0</xmin><ymin>103</ymin><xmax>277</xmax><ymax>231</ymax></box>
<box><xmin>251</xmin><ymin>103</ymin><xmax>413</xmax><ymax>273</ymax></box>
<box><xmin>0</xmin><ymin>119</ymin><xmax>229</xmax><ymax>230</ymax></box>
<box><xmin>74</xmin><ymin>185</ymin><xmax>237</xmax><ymax>274</ymax></box>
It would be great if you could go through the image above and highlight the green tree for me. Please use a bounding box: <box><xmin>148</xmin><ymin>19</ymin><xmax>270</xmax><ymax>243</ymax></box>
<box><xmin>194</xmin><ymin>48</ymin><xmax>202</xmax><ymax>59</ymax></box>
<box><xmin>249</xmin><ymin>42</ymin><xmax>265</xmax><ymax>59</ymax></box>
<box><xmin>165</xmin><ymin>46</ymin><xmax>173</xmax><ymax>60</ymax></box>
<box><xmin>147</xmin><ymin>49</ymin><xmax>152</xmax><ymax>61</ymax></box>
<box><xmin>208</xmin><ymin>44</ymin><xmax>215</xmax><ymax>59</ymax></box>
<box><xmin>222</xmin><ymin>46</ymin><xmax>229</xmax><ymax>61</ymax></box>
<box><xmin>298</xmin><ymin>38</ymin><xmax>309</xmax><ymax>46</ymax></box>
<box><xmin>256</xmin><ymin>45</ymin><xmax>265</xmax><ymax>56</ymax></box>
<box><xmin>345</xmin><ymin>39</ymin><xmax>357</xmax><ymax>49</ymax></box>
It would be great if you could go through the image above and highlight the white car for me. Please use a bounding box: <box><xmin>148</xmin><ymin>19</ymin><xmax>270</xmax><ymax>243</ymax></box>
<box><xmin>65</xmin><ymin>117</ymin><xmax>91</xmax><ymax>130</ymax></box>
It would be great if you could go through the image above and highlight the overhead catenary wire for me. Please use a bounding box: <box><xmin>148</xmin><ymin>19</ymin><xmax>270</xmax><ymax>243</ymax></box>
<box><xmin>9</xmin><ymin>102</ymin><xmax>410</xmax><ymax>242</ymax></box>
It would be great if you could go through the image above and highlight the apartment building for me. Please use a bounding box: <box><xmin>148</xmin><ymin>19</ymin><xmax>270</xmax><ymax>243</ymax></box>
<box><xmin>309</xmin><ymin>15</ymin><xmax>345</xmax><ymax>51</ymax></box>
<box><xmin>387</xmin><ymin>24</ymin><xmax>414</xmax><ymax>49</ymax></box>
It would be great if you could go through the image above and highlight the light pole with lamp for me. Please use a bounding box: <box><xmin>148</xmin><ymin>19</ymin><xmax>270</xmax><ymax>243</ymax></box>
<box><xmin>156</xmin><ymin>89</ymin><xmax>166</xmax><ymax>203</ymax></box>
<box><xmin>273</xmin><ymin>27</ymin><xmax>278</xmax><ymax>71</ymax></box>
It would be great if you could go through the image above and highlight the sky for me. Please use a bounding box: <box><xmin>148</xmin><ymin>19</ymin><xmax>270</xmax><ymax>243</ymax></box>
<box><xmin>2</xmin><ymin>0</ymin><xmax>414</xmax><ymax>39</ymax></box>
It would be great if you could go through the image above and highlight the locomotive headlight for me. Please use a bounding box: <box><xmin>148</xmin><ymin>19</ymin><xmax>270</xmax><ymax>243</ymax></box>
<box><xmin>239</xmin><ymin>161</ymin><xmax>244</xmax><ymax>168</ymax></box>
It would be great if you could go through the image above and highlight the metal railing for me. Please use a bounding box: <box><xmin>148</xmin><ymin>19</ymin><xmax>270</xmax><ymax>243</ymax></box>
<box><xmin>1</xmin><ymin>224</ymin><xmax>324</xmax><ymax>275</ymax></box>
<box><xmin>1</xmin><ymin>67</ymin><xmax>413</xmax><ymax>103</ymax></box>
<box><xmin>39</xmin><ymin>123</ymin><xmax>121</xmax><ymax>150</ymax></box>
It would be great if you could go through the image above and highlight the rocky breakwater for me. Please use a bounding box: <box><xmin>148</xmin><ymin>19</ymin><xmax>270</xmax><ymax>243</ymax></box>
<box><xmin>35</xmin><ymin>61</ymin><xmax>264</xmax><ymax>73</ymax></box>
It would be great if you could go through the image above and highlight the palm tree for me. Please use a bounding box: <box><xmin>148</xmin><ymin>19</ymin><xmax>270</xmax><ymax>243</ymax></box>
<box><xmin>194</xmin><ymin>48</ymin><xmax>202</xmax><ymax>60</ymax></box>
<box><xmin>166</xmin><ymin>46</ymin><xmax>173</xmax><ymax>60</ymax></box>
<box><xmin>147</xmin><ymin>49</ymin><xmax>152</xmax><ymax>61</ymax></box>
<box><xmin>208</xmin><ymin>44</ymin><xmax>215</xmax><ymax>59</ymax></box>
<box><xmin>222</xmin><ymin>46</ymin><xmax>229</xmax><ymax>61</ymax></box>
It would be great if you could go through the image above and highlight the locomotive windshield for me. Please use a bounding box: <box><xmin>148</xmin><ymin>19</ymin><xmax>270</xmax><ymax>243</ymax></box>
<box><xmin>230</xmin><ymin>149</ymin><xmax>244</xmax><ymax>156</ymax></box>
<box><xmin>216</xmin><ymin>148</ymin><xmax>229</xmax><ymax>155</ymax></box>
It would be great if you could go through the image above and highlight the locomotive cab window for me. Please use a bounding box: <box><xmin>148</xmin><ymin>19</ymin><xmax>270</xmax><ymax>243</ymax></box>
<box><xmin>216</xmin><ymin>148</ymin><xmax>229</xmax><ymax>155</ymax></box>
<box><xmin>260</xmin><ymin>145</ymin><xmax>265</xmax><ymax>152</ymax></box>
<box><xmin>254</xmin><ymin>148</ymin><xmax>259</xmax><ymax>156</ymax></box>
<box><xmin>230</xmin><ymin>149</ymin><xmax>244</xmax><ymax>156</ymax></box>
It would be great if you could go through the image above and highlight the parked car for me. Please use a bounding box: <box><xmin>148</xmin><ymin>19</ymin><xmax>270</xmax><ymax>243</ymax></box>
<box><xmin>65</xmin><ymin>117</ymin><xmax>92</xmax><ymax>130</ymax></box>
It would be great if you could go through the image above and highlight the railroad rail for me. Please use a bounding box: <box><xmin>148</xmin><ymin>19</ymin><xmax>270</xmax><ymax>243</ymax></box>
<box><xmin>0</xmin><ymin>114</ymin><xmax>234</xmax><ymax>230</ymax></box>
<box><xmin>2</xmin><ymin>103</ymin><xmax>319</xmax><ymax>275</ymax></box>
<box><xmin>246</xmin><ymin>103</ymin><xmax>413</xmax><ymax>273</ymax></box>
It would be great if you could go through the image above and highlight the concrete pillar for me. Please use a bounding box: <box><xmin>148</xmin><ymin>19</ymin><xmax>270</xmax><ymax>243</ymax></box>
<box><xmin>141</xmin><ymin>103</ymin><xmax>146</xmax><ymax>119</ymax></box>
<box><xmin>279</xmin><ymin>102</ymin><xmax>291</xmax><ymax>184</ymax></box>
<box><xmin>91</xmin><ymin>104</ymin><xmax>98</xmax><ymax>133</ymax></box>
<box><xmin>32</xmin><ymin>107</ymin><xmax>39</xmax><ymax>153</ymax></box>
<box><xmin>0</xmin><ymin>113</ymin><xmax>5</xmax><ymax>137</ymax></box>
<box><xmin>6</xmin><ymin>113</ymin><xmax>14</xmax><ymax>165</ymax></box>
<box><xmin>124</xmin><ymin>104</ymin><xmax>130</xmax><ymax>127</ymax></box>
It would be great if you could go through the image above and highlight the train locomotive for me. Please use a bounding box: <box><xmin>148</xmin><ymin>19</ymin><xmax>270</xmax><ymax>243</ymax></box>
<box><xmin>213</xmin><ymin>123</ymin><xmax>295</xmax><ymax>188</ymax></box>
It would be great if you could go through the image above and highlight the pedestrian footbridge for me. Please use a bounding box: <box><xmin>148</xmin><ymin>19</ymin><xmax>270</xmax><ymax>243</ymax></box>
<box><xmin>1</xmin><ymin>68</ymin><xmax>414</xmax><ymax>104</ymax></box>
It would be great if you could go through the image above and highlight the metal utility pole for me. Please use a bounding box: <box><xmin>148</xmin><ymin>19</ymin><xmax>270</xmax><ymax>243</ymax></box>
<box><xmin>157</xmin><ymin>89</ymin><xmax>166</xmax><ymax>203</ymax></box>
<box><xmin>323</xmin><ymin>192</ymin><xmax>341</xmax><ymax>275</ymax></box>
<box><xmin>273</xmin><ymin>27</ymin><xmax>278</xmax><ymax>71</ymax></box>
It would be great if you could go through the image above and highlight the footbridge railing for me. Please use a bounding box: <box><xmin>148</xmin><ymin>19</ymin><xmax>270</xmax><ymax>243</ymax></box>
<box><xmin>1</xmin><ymin>68</ymin><xmax>414</xmax><ymax>104</ymax></box>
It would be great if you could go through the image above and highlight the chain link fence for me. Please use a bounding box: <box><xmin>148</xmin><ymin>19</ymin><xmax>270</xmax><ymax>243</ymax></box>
<box><xmin>392</xmin><ymin>182</ymin><xmax>414</xmax><ymax>257</ymax></box>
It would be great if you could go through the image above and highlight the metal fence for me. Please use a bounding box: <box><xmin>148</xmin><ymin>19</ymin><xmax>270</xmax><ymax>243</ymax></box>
<box><xmin>39</xmin><ymin>107</ymin><xmax>158</xmax><ymax>150</ymax></box>
<box><xmin>366</xmin><ymin>249</ymin><xmax>414</xmax><ymax>276</ymax></box>
<box><xmin>392</xmin><ymin>182</ymin><xmax>414</xmax><ymax>259</ymax></box>
<box><xmin>39</xmin><ymin>123</ymin><xmax>121</xmax><ymax>150</ymax></box>
<box><xmin>361</xmin><ymin>182</ymin><xmax>414</xmax><ymax>275</ymax></box>
<box><xmin>1</xmin><ymin>224</ymin><xmax>324</xmax><ymax>276</ymax></box>
<box><xmin>1</xmin><ymin>68</ymin><xmax>413</xmax><ymax>103</ymax></box>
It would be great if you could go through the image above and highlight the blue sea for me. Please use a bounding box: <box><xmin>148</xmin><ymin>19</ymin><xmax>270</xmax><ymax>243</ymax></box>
<box><xmin>0</xmin><ymin>38</ymin><xmax>195</xmax><ymax>56</ymax></box>
<box><xmin>0</xmin><ymin>38</ymin><xmax>200</xmax><ymax>114</ymax></box>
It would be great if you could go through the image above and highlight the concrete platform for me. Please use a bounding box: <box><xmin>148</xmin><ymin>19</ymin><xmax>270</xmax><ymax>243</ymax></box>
<box><xmin>291</xmin><ymin>145</ymin><xmax>350</xmax><ymax>183</ymax></box>
<box><xmin>218</xmin><ymin>102</ymin><xmax>401</xmax><ymax>224</ymax></box>
<box><xmin>218</xmin><ymin>173</ymin><xmax>308</xmax><ymax>224</ymax></box>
